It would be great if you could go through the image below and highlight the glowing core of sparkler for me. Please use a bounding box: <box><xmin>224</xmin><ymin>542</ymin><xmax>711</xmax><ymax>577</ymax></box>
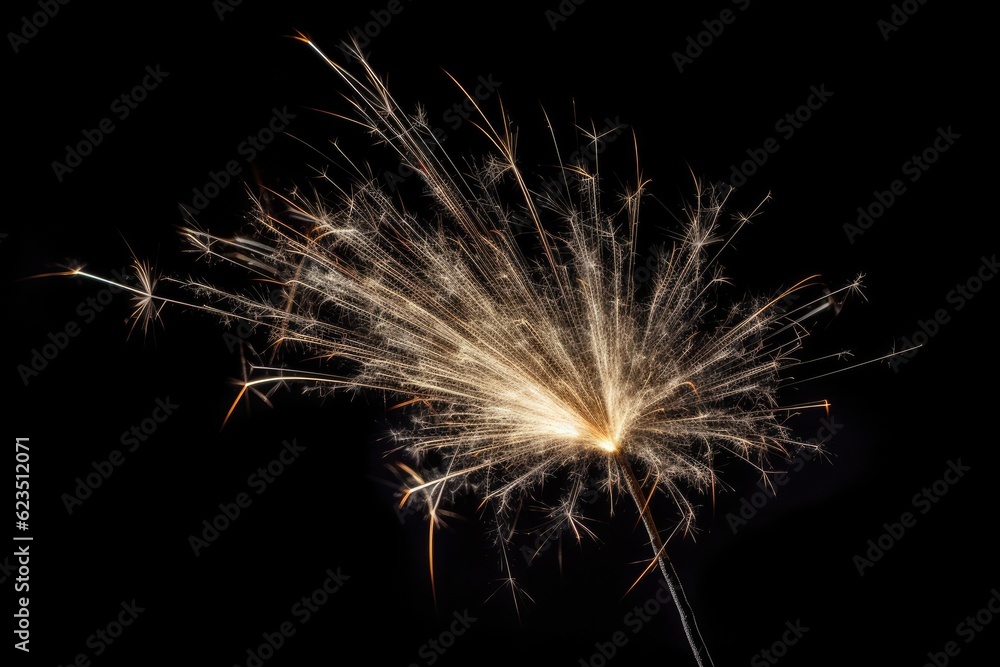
<box><xmin>595</xmin><ymin>438</ymin><xmax>617</xmax><ymax>453</ymax></box>
<box><xmin>542</xmin><ymin>415</ymin><xmax>620</xmax><ymax>453</ymax></box>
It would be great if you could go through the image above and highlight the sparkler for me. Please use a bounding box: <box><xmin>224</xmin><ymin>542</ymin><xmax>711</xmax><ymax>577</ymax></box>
<box><xmin>64</xmin><ymin>37</ymin><xmax>866</xmax><ymax>666</ymax></box>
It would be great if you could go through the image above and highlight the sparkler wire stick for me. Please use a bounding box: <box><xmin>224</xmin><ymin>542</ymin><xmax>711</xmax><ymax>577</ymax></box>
<box><xmin>615</xmin><ymin>451</ymin><xmax>714</xmax><ymax>666</ymax></box>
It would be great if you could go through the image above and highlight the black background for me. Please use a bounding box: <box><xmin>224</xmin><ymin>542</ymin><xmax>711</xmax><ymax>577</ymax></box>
<box><xmin>5</xmin><ymin>1</ymin><xmax>995</xmax><ymax>665</ymax></box>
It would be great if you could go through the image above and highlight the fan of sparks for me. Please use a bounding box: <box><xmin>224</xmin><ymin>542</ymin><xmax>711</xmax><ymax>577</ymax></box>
<box><xmin>84</xmin><ymin>38</ymin><xmax>863</xmax><ymax>608</ymax></box>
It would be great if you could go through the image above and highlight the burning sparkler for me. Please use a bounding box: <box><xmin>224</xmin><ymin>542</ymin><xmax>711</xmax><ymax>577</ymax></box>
<box><xmin>61</xmin><ymin>37</ymin><xmax>869</xmax><ymax>666</ymax></box>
